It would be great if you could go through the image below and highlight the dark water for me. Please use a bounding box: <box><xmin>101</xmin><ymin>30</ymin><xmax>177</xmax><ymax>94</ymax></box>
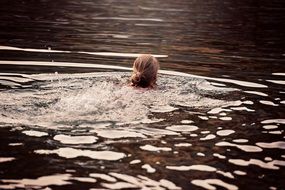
<box><xmin>0</xmin><ymin>0</ymin><xmax>285</xmax><ymax>189</ymax></box>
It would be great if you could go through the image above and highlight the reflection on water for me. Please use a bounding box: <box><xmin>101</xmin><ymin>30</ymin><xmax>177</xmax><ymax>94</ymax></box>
<box><xmin>0</xmin><ymin>0</ymin><xmax>285</xmax><ymax>190</ymax></box>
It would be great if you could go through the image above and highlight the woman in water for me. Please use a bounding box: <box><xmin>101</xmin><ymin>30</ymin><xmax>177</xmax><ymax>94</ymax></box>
<box><xmin>130</xmin><ymin>54</ymin><xmax>160</xmax><ymax>88</ymax></box>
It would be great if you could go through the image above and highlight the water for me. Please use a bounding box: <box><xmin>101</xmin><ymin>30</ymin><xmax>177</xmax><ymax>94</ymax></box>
<box><xmin>0</xmin><ymin>0</ymin><xmax>285</xmax><ymax>189</ymax></box>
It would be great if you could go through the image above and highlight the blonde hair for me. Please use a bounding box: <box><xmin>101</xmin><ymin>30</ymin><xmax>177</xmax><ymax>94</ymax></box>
<box><xmin>130</xmin><ymin>54</ymin><xmax>160</xmax><ymax>88</ymax></box>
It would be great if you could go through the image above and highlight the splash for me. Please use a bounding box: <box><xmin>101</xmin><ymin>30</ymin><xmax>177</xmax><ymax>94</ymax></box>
<box><xmin>0</xmin><ymin>72</ymin><xmax>237</xmax><ymax>130</ymax></box>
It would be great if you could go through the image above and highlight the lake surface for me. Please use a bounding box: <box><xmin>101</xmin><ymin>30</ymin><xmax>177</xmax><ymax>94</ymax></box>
<box><xmin>0</xmin><ymin>0</ymin><xmax>285</xmax><ymax>189</ymax></box>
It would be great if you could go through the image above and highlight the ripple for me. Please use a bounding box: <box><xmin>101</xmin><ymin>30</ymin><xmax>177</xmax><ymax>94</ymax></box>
<box><xmin>191</xmin><ymin>179</ymin><xmax>238</xmax><ymax>190</ymax></box>
<box><xmin>166</xmin><ymin>125</ymin><xmax>198</xmax><ymax>132</ymax></box>
<box><xmin>142</xmin><ymin>164</ymin><xmax>156</xmax><ymax>173</ymax></box>
<box><xmin>89</xmin><ymin>173</ymin><xmax>117</xmax><ymax>182</ymax></box>
<box><xmin>230</xmin><ymin>106</ymin><xmax>255</xmax><ymax>112</ymax></box>
<box><xmin>92</xmin><ymin>17</ymin><xmax>164</xmax><ymax>22</ymax></box>
<box><xmin>244</xmin><ymin>91</ymin><xmax>268</xmax><ymax>97</ymax></box>
<box><xmin>0</xmin><ymin>46</ymin><xmax>167</xmax><ymax>58</ymax></box>
<box><xmin>233</xmin><ymin>170</ymin><xmax>247</xmax><ymax>175</ymax></box>
<box><xmin>166</xmin><ymin>165</ymin><xmax>217</xmax><ymax>172</ymax></box>
<box><xmin>229</xmin><ymin>158</ymin><xmax>285</xmax><ymax>170</ymax></box>
<box><xmin>0</xmin><ymin>157</ymin><xmax>15</xmax><ymax>163</ymax></box>
<box><xmin>208</xmin><ymin>108</ymin><xmax>232</xmax><ymax>114</ymax></box>
<box><xmin>174</xmin><ymin>143</ymin><xmax>192</xmax><ymax>147</ymax></box>
<box><xmin>219</xmin><ymin>117</ymin><xmax>232</xmax><ymax>121</ymax></box>
<box><xmin>215</xmin><ymin>142</ymin><xmax>263</xmax><ymax>152</ymax></box>
<box><xmin>1</xmin><ymin>174</ymin><xmax>72</xmax><ymax>188</ymax></box>
<box><xmin>100</xmin><ymin>172</ymin><xmax>181</xmax><ymax>190</ymax></box>
<box><xmin>22</xmin><ymin>130</ymin><xmax>48</xmax><ymax>137</ymax></box>
<box><xmin>266</xmin><ymin>80</ymin><xmax>285</xmax><ymax>85</ymax></box>
<box><xmin>262</xmin><ymin>125</ymin><xmax>278</xmax><ymax>129</ymax></box>
<box><xmin>213</xmin><ymin>153</ymin><xmax>226</xmax><ymax>159</ymax></box>
<box><xmin>8</xmin><ymin>143</ymin><xmax>23</xmax><ymax>146</ymax></box>
<box><xmin>150</xmin><ymin>105</ymin><xmax>178</xmax><ymax>113</ymax></box>
<box><xmin>200</xmin><ymin>134</ymin><xmax>216</xmax><ymax>141</ymax></box>
<box><xmin>256</xmin><ymin>141</ymin><xmax>285</xmax><ymax>149</ymax></box>
<box><xmin>53</xmin><ymin>134</ymin><xmax>97</xmax><ymax>144</ymax></box>
<box><xmin>162</xmin><ymin>70</ymin><xmax>267</xmax><ymax>88</ymax></box>
<box><xmin>140</xmin><ymin>145</ymin><xmax>172</xmax><ymax>152</ymax></box>
<box><xmin>180</xmin><ymin>120</ymin><xmax>194</xmax><ymax>124</ymax></box>
<box><xmin>232</xmin><ymin>139</ymin><xmax>248</xmax><ymax>143</ymax></box>
<box><xmin>261</xmin><ymin>119</ymin><xmax>285</xmax><ymax>124</ymax></box>
<box><xmin>259</xmin><ymin>100</ymin><xmax>279</xmax><ymax>106</ymax></box>
<box><xmin>94</xmin><ymin>130</ymin><xmax>146</xmax><ymax>139</ymax></box>
<box><xmin>130</xmin><ymin>160</ymin><xmax>141</xmax><ymax>164</ymax></box>
<box><xmin>35</xmin><ymin>147</ymin><xmax>126</xmax><ymax>161</ymax></box>
<box><xmin>216</xmin><ymin>130</ymin><xmax>235</xmax><ymax>137</ymax></box>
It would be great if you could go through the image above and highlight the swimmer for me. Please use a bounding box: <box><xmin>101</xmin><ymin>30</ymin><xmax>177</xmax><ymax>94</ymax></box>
<box><xmin>130</xmin><ymin>54</ymin><xmax>160</xmax><ymax>88</ymax></box>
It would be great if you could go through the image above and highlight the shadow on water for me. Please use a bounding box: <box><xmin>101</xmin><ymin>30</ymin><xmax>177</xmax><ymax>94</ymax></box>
<box><xmin>0</xmin><ymin>0</ymin><xmax>285</xmax><ymax>190</ymax></box>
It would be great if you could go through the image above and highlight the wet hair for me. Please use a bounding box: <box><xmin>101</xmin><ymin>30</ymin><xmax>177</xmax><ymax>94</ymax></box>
<box><xmin>130</xmin><ymin>54</ymin><xmax>160</xmax><ymax>88</ymax></box>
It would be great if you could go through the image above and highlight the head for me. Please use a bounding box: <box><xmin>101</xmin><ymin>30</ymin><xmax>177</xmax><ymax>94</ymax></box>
<box><xmin>130</xmin><ymin>54</ymin><xmax>160</xmax><ymax>88</ymax></box>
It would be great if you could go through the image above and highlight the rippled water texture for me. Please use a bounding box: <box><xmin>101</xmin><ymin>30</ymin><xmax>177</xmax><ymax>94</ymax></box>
<box><xmin>0</xmin><ymin>0</ymin><xmax>285</xmax><ymax>190</ymax></box>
